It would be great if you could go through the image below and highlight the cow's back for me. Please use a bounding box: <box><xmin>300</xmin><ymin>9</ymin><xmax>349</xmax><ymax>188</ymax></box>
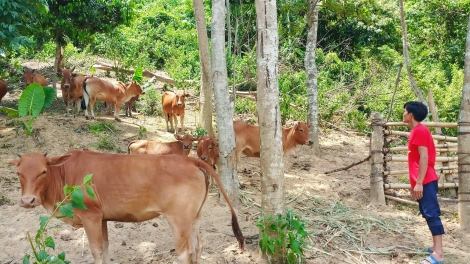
<box><xmin>84</xmin><ymin>77</ymin><xmax>124</xmax><ymax>103</ymax></box>
<box><xmin>233</xmin><ymin>120</ymin><xmax>261</xmax><ymax>157</ymax></box>
<box><xmin>128</xmin><ymin>140</ymin><xmax>184</xmax><ymax>155</ymax></box>
<box><xmin>162</xmin><ymin>91</ymin><xmax>176</xmax><ymax>114</ymax></box>
<box><xmin>0</xmin><ymin>79</ymin><xmax>7</xmax><ymax>103</ymax></box>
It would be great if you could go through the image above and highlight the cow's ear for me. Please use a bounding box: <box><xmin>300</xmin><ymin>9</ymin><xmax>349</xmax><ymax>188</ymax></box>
<box><xmin>196</xmin><ymin>135</ymin><xmax>202</xmax><ymax>141</ymax></box>
<box><xmin>184</xmin><ymin>93</ymin><xmax>190</xmax><ymax>97</ymax></box>
<box><xmin>9</xmin><ymin>159</ymin><xmax>20</xmax><ymax>166</ymax></box>
<box><xmin>72</xmin><ymin>73</ymin><xmax>78</xmax><ymax>77</ymax></box>
<box><xmin>174</xmin><ymin>134</ymin><xmax>182</xmax><ymax>140</ymax></box>
<box><xmin>294</xmin><ymin>123</ymin><xmax>299</xmax><ymax>129</ymax></box>
<box><xmin>47</xmin><ymin>154</ymin><xmax>72</xmax><ymax>167</ymax></box>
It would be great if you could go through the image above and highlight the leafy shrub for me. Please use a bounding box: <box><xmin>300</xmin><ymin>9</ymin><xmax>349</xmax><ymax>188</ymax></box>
<box><xmin>88</xmin><ymin>121</ymin><xmax>116</xmax><ymax>134</ymax></box>
<box><xmin>138</xmin><ymin>87</ymin><xmax>162</xmax><ymax>116</ymax></box>
<box><xmin>191</xmin><ymin>125</ymin><xmax>208</xmax><ymax>137</ymax></box>
<box><xmin>234</xmin><ymin>97</ymin><xmax>257</xmax><ymax>115</ymax></box>
<box><xmin>96</xmin><ymin>135</ymin><xmax>117</xmax><ymax>150</ymax></box>
<box><xmin>256</xmin><ymin>210</ymin><xmax>310</xmax><ymax>263</ymax></box>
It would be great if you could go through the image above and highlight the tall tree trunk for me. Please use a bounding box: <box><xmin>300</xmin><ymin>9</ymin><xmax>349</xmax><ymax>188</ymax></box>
<box><xmin>457</xmin><ymin>15</ymin><xmax>470</xmax><ymax>231</ymax></box>
<box><xmin>305</xmin><ymin>0</ymin><xmax>320</xmax><ymax>154</ymax></box>
<box><xmin>212</xmin><ymin>0</ymin><xmax>239</xmax><ymax>204</ymax></box>
<box><xmin>398</xmin><ymin>0</ymin><xmax>428</xmax><ymax>106</ymax></box>
<box><xmin>193</xmin><ymin>0</ymin><xmax>214</xmax><ymax>136</ymax></box>
<box><xmin>255</xmin><ymin>0</ymin><xmax>285</xmax><ymax>262</ymax></box>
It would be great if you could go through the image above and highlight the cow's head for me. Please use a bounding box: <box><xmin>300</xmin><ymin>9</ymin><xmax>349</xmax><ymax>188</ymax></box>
<box><xmin>127</xmin><ymin>81</ymin><xmax>145</xmax><ymax>96</ymax></box>
<box><xmin>60</xmin><ymin>67</ymin><xmax>75</xmax><ymax>89</ymax></box>
<box><xmin>175</xmin><ymin>90</ymin><xmax>189</xmax><ymax>107</ymax></box>
<box><xmin>23</xmin><ymin>70</ymin><xmax>36</xmax><ymax>85</ymax></box>
<box><xmin>9</xmin><ymin>152</ymin><xmax>71</xmax><ymax>208</ymax></box>
<box><xmin>197</xmin><ymin>135</ymin><xmax>219</xmax><ymax>162</ymax></box>
<box><xmin>293</xmin><ymin>122</ymin><xmax>314</xmax><ymax>146</ymax></box>
<box><xmin>175</xmin><ymin>134</ymin><xmax>197</xmax><ymax>150</ymax></box>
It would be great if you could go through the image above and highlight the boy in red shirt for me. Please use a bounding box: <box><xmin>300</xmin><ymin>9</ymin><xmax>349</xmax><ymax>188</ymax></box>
<box><xmin>403</xmin><ymin>101</ymin><xmax>444</xmax><ymax>264</ymax></box>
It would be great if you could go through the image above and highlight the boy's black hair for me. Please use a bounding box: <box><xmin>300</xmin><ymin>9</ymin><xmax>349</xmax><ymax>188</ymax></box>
<box><xmin>404</xmin><ymin>101</ymin><xmax>428</xmax><ymax>122</ymax></box>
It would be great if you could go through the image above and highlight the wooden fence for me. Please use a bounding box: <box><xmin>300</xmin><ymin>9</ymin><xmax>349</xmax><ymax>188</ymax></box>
<box><xmin>369</xmin><ymin>113</ymin><xmax>458</xmax><ymax>213</ymax></box>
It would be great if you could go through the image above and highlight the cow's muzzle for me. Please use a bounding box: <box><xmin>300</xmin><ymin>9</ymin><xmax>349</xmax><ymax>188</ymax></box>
<box><xmin>183</xmin><ymin>144</ymin><xmax>190</xmax><ymax>149</ymax></box>
<box><xmin>177</xmin><ymin>103</ymin><xmax>183</xmax><ymax>107</ymax></box>
<box><xmin>64</xmin><ymin>84</ymin><xmax>70</xmax><ymax>89</ymax></box>
<box><xmin>20</xmin><ymin>196</ymin><xmax>37</xmax><ymax>208</ymax></box>
<box><xmin>308</xmin><ymin>140</ymin><xmax>314</xmax><ymax>145</ymax></box>
<box><xmin>201</xmin><ymin>156</ymin><xmax>207</xmax><ymax>161</ymax></box>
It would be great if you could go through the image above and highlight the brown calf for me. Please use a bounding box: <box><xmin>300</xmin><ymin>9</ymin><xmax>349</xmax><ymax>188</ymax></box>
<box><xmin>24</xmin><ymin>70</ymin><xmax>48</xmax><ymax>86</ymax></box>
<box><xmin>83</xmin><ymin>77</ymin><xmax>144</xmax><ymax>121</ymax></box>
<box><xmin>197</xmin><ymin>135</ymin><xmax>219</xmax><ymax>171</ymax></box>
<box><xmin>128</xmin><ymin>134</ymin><xmax>197</xmax><ymax>156</ymax></box>
<box><xmin>233</xmin><ymin>120</ymin><xmax>313</xmax><ymax>164</ymax></box>
<box><xmin>10</xmin><ymin>150</ymin><xmax>244</xmax><ymax>264</ymax></box>
<box><xmin>0</xmin><ymin>78</ymin><xmax>7</xmax><ymax>103</ymax></box>
<box><xmin>162</xmin><ymin>90</ymin><xmax>189</xmax><ymax>134</ymax></box>
<box><xmin>125</xmin><ymin>94</ymin><xmax>139</xmax><ymax>117</ymax></box>
<box><xmin>60</xmin><ymin>67</ymin><xmax>86</xmax><ymax>117</ymax></box>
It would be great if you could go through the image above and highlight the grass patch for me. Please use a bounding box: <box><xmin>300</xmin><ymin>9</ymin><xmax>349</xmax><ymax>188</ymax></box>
<box><xmin>88</xmin><ymin>121</ymin><xmax>116</xmax><ymax>134</ymax></box>
<box><xmin>95</xmin><ymin>135</ymin><xmax>117</xmax><ymax>150</ymax></box>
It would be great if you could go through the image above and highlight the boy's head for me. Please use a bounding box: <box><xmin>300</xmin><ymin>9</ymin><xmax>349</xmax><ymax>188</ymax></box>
<box><xmin>404</xmin><ymin>101</ymin><xmax>428</xmax><ymax>122</ymax></box>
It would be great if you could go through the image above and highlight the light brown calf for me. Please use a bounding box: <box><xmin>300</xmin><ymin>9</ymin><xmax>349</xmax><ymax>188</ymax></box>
<box><xmin>0</xmin><ymin>78</ymin><xmax>7</xmax><ymax>103</ymax></box>
<box><xmin>233</xmin><ymin>120</ymin><xmax>313</xmax><ymax>164</ymax></box>
<box><xmin>83</xmin><ymin>77</ymin><xmax>144</xmax><ymax>121</ymax></box>
<box><xmin>162</xmin><ymin>90</ymin><xmax>189</xmax><ymax>134</ymax></box>
<box><xmin>10</xmin><ymin>150</ymin><xmax>244</xmax><ymax>264</ymax></box>
<box><xmin>24</xmin><ymin>70</ymin><xmax>48</xmax><ymax>86</ymax></box>
<box><xmin>60</xmin><ymin>67</ymin><xmax>86</xmax><ymax>117</ymax></box>
<box><xmin>197</xmin><ymin>135</ymin><xmax>219</xmax><ymax>171</ymax></box>
<box><xmin>125</xmin><ymin>94</ymin><xmax>139</xmax><ymax>117</ymax></box>
<box><xmin>128</xmin><ymin>134</ymin><xmax>197</xmax><ymax>156</ymax></box>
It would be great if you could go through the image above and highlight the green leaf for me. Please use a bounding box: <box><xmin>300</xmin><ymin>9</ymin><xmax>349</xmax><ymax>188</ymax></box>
<box><xmin>63</xmin><ymin>184</ymin><xmax>74</xmax><ymax>196</ymax></box>
<box><xmin>45</xmin><ymin>236</ymin><xmax>55</xmax><ymax>250</ymax></box>
<box><xmin>38</xmin><ymin>250</ymin><xmax>48</xmax><ymax>261</ymax></box>
<box><xmin>83</xmin><ymin>174</ymin><xmax>93</xmax><ymax>185</ymax></box>
<box><xmin>22</xmin><ymin>254</ymin><xmax>30</xmax><ymax>264</ymax></box>
<box><xmin>86</xmin><ymin>186</ymin><xmax>96</xmax><ymax>199</ymax></box>
<box><xmin>0</xmin><ymin>106</ymin><xmax>19</xmax><ymax>117</ymax></box>
<box><xmin>58</xmin><ymin>252</ymin><xmax>66</xmax><ymax>260</ymax></box>
<box><xmin>71</xmin><ymin>190</ymin><xmax>87</xmax><ymax>210</ymax></box>
<box><xmin>59</xmin><ymin>203</ymin><xmax>74</xmax><ymax>218</ymax></box>
<box><xmin>39</xmin><ymin>215</ymin><xmax>48</xmax><ymax>232</ymax></box>
<box><xmin>18</xmin><ymin>83</ymin><xmax>45</xmax><ymax>118</ymax></box>
<box><xmin>44</xmin><ymin>255</ymin><xmax>66</xmax><ymax>264</ymax></box>
<box><xmin>132</xmin><ymin>66</ymin><xmax>143</xmax><ymax>84</ymax></box>
<box><xmin>42</xmin><ymin>86</ymin><xmax>56</xmax><ymax>110</ymax></box>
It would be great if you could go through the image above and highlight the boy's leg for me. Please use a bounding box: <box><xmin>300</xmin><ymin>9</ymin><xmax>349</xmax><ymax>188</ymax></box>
<box><xmin>419</xmin><ymin>181</ymin><xmax>444</xmax><ymax>262</ymax></box>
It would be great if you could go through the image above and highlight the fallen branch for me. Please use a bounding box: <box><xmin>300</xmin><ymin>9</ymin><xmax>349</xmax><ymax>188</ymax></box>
<box><xmin>93</xmin><ymin>62</ymin><xmax>176</xmax><ymax>84</ymax></box>
<box><xmin>324</xmin><ymin>155</ymin><xmax>371</xmax><ymax>174</ymax></box>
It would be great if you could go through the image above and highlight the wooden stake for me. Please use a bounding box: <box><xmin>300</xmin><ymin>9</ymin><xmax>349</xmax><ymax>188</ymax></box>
<box><xmin>370</xmin><ymin>113</ymin><xmax>385</xmax><ymax>205</ymax></box>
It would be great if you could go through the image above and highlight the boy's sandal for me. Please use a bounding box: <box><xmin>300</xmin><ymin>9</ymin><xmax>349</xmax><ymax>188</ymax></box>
<box><xmin>424</xmin><ymin>248</ymin><xmax>433</xmax><ymax>254</ymax></box>
<box><xmin>420</xmin><ymin>255</ymin><xmax>444</xmax><ymax>264</ymax></box>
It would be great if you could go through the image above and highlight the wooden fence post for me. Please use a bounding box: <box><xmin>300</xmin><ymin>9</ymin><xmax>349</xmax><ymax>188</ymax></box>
<box><xmin>370</xmin><ymin>113</ymin><xmax>386</xmax><ymax>205</ymax></box>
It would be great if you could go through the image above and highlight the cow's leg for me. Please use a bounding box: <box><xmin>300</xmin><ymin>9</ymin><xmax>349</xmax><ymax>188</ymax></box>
<box><xmin>190</xmin><ymin>215</ymin><xmax>203</xmax><ymax>263</ymax></box>
<box><xmin>74</xmin><ymin>99</ymin><xmax>81</xmax><ymax>118</ymax></box>
<box><xmin>89</xmin><ymin>98</ymin><xmax>96</xmax><ymax>119</ymax></box>
<box><xmin>166</xmin><ymin>215</ymin><xmax>193</xmax><ymax>264</ymax></box>
<box><xmin>180</xmin><ymin>114</ymin><xmax>185</xmax><ymax>134</ymax></box>
<box><xmin>173</xmin><ymin>114</ymin><xmax>179</xmax><ymax>134</ymax></box>
<box><xmin>81</xmin><ymin>214</ymin><xmax>105</xmax><ymax>264</ymax></box>
<box><xmin>169</xmin><ymin>113</ymin><xmax>174</xmax><ymax>132</ymax></box>
<box><xmin>102</xmin><ymin>221</ymin><xmax>111</xmax><ymax>264</ymax></box>
<box><xmin>114</xmin><ymin>101</ymin><xmax>121</xmax><ymax>121</ymax></box>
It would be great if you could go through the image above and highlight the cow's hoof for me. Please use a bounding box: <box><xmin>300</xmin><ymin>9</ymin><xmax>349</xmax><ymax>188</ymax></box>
<box><xmin>115</xmin><ymin>117</ymin><xmax>122</xmax><ymax>122</ymax></box>
<box><xmin>85</xmin><ymin>116</ymin><xmax>90</xmax><ymax>120</ymax></box>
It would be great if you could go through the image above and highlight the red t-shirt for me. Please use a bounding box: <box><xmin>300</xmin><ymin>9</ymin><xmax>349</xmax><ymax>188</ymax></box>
<box><xmin>407</xmin><ymin>123</ymin><xmax>439</xmax><ymax>187</ymax></box>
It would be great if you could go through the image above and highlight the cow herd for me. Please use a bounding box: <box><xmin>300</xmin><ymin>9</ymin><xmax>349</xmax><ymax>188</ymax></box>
<box><xmin>6</xmin><ymin>68</ymin><xmax>315</xmax><ymax>264</ymax></box>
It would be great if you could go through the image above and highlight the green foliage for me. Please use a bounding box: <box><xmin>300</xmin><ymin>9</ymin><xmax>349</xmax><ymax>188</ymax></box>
<box><xmin>256</xmin><ymin>210</ymin><xmax>310</xmax><ymax>263</ymax></box>
<box><xmin>132</xmin><ymin>66</ymin><xmax>143</xmax><ymax>84</ymax></box>
<box><xmin>191</xmin><ymin>126</ymin><xmax>208</xmax><ymax>137</ymax></box>
<box><xmin>234</xmin><ymin>97</ymin><xmax>257</xmax><ymax>115</ymax></box>
<box><xmin>138</xmin><ymin>87</ymin><xmax>162</xmax><ymax>116</ymax></box>
<box><xmin>95</xmin><ymin>135</ymin><xmax>117</xmax><ymax>150</ymax></box>
<box><xmin>88</xmin><ymin>121</ymin><xmax>116</xmax><ymax>134</ymax></box>
<box><xmin>23</xmin><ymin>175</ymin><xmax>95</xmax><ymax>264</ymax></box>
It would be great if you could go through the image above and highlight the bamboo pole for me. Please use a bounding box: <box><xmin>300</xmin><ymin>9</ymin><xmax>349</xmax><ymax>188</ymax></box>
<box><xmin>385</xmin><ymin>191</ymin><xmax>458</xmax><ymax>203</ymax></box>
<box><xmin>385</xmin><ymin>195</ymin><xmax>456</xmax><ymax>214</ymax></box>
<box><xmin>383</xmin><ymin>130</ymin><xmax>458</xmax><ymax>142</ymax></box>
<box><xmin>383</xmin><ymin>146</ymin><xmax>457</xmax><ymax>153</ymax></box>
<box><xmin>370</xmin><ymin>113</ymin><xmax>385</xmax><ymax>205</ymax></box>
<box><xmin>384</xmin><ymin>183</ymin><xmax>459</xmax><ymax>189</ymax></box>
<box><xmin>384</xmin><ymin>169</ymin><xmax>457</xmax><ymax>176</ymax></box>
<box><xmin>385</xmin><ymin>156</ymin><xmax>458</xmax><ymax>162</ymax></box>
<box><xmin>382</xmin><ymin>122</ymin><xmax>457</xmax><ymax>128</ymax></box>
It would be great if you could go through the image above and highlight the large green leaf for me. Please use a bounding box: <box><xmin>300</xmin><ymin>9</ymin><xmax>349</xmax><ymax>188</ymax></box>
<box><xmin>42</xmin><ymin>86</ymin><xmax>56</xmax><ymax>110</ymax></box>
<box><xmin>18</xmin><ymin>83</ymin><xmax>45</xmax><ymax>118</ymax></box>
<box><xmin>132</xmin><ymin>66</ymin><xmax>143</xmax><ymax>84</ymax></box>
<box><xmin>0</xmin><ymin>106</ymin><xmax>19</xmax><ymax>117</ymax></box>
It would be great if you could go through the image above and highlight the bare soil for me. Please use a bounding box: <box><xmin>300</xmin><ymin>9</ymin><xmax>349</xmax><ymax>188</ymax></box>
<box><xmin>0</xmin><ymin>65</ymin><xmax>468</xmax><ymax>264</ymax></box>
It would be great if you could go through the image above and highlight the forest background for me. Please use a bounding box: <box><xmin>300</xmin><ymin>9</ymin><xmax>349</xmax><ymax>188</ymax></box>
<box><xmin>1</xmin><ymin>0</ymin><xmax>469</xmax><ymax>135</ymax></box>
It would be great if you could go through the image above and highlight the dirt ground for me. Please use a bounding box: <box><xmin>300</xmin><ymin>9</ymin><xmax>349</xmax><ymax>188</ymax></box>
<box><xmin>0</xmin><ymin>67</ymin><xmax>469</xmax><ymax>264</ymax></box>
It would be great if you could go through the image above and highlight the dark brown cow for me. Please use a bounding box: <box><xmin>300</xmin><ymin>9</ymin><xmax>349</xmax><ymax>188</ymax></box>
<box><xmin>10</xmin><ymin>150</ymin><xmax>244</xmax><ymax>264</ymax></box>
<box><xmin>125</xmin><ymin>94</ymin><xmax>139</xmax><ymax>117</ymax></box>
<box><xmin>83</xmin><ymin>77</ymin><xmax>144</xmax><ymax>121</ymax></box>
<box><xmin>197</xmin><ymin>135</ymin><xmax>219</xmax><ymax>171</ymax></box>
<box><xmin>0</xmin><ymin>78</ymin><xmax>7</xmax><ymax>103</ymax></box>
<box><xmin>60</xmin><ymin>67</ymin><xmax>86</xmax><ymax>117</ymax></box>
<box><xmin>162</xmin><ymin>90</ymin><xmax>189</xmax><ymax>134</ymax></box>
<box><xmin>233</xmin><ymin>120</ymin><xmax>313</xmax><ymax>164</ymax></box>
<box><xmin>128</xmin><ymin>134</ymin><xmax>197</xmax><ymax>156</ymax></box>
<box><xmin>24</xmin><ymin>70</ymin><xmax>48</xmax><ymax>86</ymax></box>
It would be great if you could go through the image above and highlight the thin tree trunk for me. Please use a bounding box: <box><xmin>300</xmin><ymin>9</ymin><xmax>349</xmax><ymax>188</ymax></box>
<box><xmin>255</xmin><ymin>0</ymin><xmax>285</xmax><ymax>262</ymax></box>
<box><xmin>457</xmin><ymin>15</ymin><xmax>470</xmax><ymax>231</ymax></box>
<box><xmin>398</xmin><ymin>0</ymin><xmax>428</xmax><ymax>106</ymax></box>
<box><xmin>212</xmin><ymin>0</ymin><xmax>239</xmax><ymax>205</ymax></box>
<box><xmin>305</xmin><ymin>0</ymin><xmax>320</xmax><ymax>154</ymax></box>
<box><xmin>226</xmin><ymin>0</ymin><xmax>231</xmax><ymax>55</ymax></box>
<box><xmin>193</xmin><ymin>0</ymin><xmax>214</xmax><ymax>136</ymax></box>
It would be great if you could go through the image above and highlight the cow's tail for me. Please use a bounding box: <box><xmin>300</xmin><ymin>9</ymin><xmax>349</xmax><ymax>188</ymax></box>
<box><xmin>196</xmin><ymin>159</ymin><xmax>244</xmax><ymax>251</ymax></box>
<box><xmin>82</xmin><ymin>77</ymin><xmax>91</xmax><ymax>110</ymax></box>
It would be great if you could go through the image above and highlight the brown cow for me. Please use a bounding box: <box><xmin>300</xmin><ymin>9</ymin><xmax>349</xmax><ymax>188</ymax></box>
<box><xmin>233</xmin><ymin>120</ymin><xmax>313</xmax><ymax>164</ymax></box>
<box><xmin>10</xmin><ymin>150</ymin><xmax>244</xmax><ymax>264</ymax></box>
<box><xmin>0</xmin><ymin>78</ymin><xmax>7</xmax><ymax>103</ymax></box>
<box><xmin>60</xmin><ymin>67</ymin><xmax>86</xmax><ymax>117</ymax></box>
<box><xmin>125</xmin><ymin>94</ymin><xmax>139</xmax><ymax>117</ymax></box>
<box><xmin>83</xmin><ymin>77</ymin><xmax>144</xmax><ymax>121</ymax></box>
<box><xmin>24</xmin><ymin>70</ymin><xmax>48</xmax><ymax>86</ymax></box>
<box><xmin>197</xmin><ymin>135</ymin><xmax>219</xmax><ymax>171</ymax></box>
<box><xmin>128</xmin><ymin>134</ymin><xmax>197</xmax><ymax>156</ymax></box>
<box><xmin>162</xmin><ymin>90</ymin><xmax>189</xmax><ymax>134</ymax></box>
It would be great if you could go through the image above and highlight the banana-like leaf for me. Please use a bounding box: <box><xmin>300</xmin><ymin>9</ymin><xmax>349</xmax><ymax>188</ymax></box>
<box><xmin>18</xmin><ymin>83</ymin><xmax>45</xmax><ymax>118</ymax></box>
<box><xmin>132</xmin><ymin>66</ymin><xmax>143</xmax><ymax>84</ymax></box>
<box><xmin>42</xmin><ymin>86</ymin><xmax>57</xmax><ymax>110</ymax></box>
<box><xmin>0</xmin><ymin>106</ymin><xmax>19</xmax><ymax>117</ymax></box>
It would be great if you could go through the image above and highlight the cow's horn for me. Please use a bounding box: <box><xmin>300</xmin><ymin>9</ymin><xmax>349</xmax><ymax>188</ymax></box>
<box><xmin>17</xmin><ymin>153</ymin><xmax>22</xmax><ymax>158</ymax></box>
<box><xmin>71</xmin><ymin>66</ymin><xmax>75</xmax><ymax>72</ymax></box>
<box><xmin>43</xmin><ymin>152</ymin><xmax>48</xmax><ymax>157</ymax></box>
